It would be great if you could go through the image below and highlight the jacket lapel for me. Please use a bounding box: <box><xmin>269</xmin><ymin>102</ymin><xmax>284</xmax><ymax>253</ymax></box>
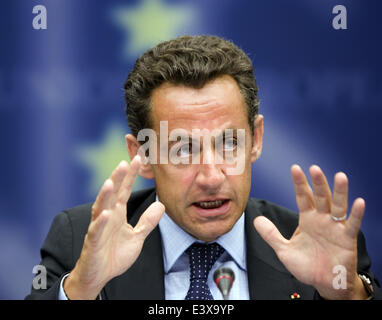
<box><xmin>103</xmin><ymin>189</ymin><xmax>165</xmax><ymax>299</ymax></box>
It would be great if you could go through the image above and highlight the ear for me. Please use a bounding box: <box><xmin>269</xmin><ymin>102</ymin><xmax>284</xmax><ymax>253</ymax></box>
<box><xmin>250</xmin><ymin>114</ymin><xmax>264</xmax><ymax>163</ymax></box>
<box><xmin>125</xmin><ymin>134</ymin><xmax>155</xmax><ymax>179</ymax></box>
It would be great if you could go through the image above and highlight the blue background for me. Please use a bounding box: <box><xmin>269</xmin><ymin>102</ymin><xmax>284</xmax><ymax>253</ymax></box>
<box><xmin>0</xmin><ymin>0</ymin><xmax>381</xmax><ymax>299</ymax></box>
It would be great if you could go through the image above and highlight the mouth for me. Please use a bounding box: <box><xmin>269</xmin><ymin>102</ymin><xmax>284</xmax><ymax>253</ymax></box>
<box><xmin>191</xmin><ymin>199</ymin><xmax>231</xmax><ymax>217</ymax></box>
<box><xmin>193</xmin><ymin>199</ymin><xmax>229</xmax><ymax>209</ymax></box>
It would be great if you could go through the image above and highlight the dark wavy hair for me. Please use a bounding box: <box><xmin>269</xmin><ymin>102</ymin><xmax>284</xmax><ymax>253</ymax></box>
<box><xmin>124</xmin><ymin>35</ymin><xmax>259</xmax><ymax>137</ymax></box>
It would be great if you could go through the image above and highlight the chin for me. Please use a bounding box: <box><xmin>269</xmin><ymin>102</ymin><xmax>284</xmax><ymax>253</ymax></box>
<box><xmin>190</xmin><ymin>221</ymin><xmax>234</xmax><ymax>242</ymax></box>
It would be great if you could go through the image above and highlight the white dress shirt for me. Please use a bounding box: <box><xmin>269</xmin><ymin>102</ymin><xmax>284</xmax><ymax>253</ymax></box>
<box><xmin>158</xmin><ymin>211</ymin><xmax>249</xmax><ymax>300</ymax></box>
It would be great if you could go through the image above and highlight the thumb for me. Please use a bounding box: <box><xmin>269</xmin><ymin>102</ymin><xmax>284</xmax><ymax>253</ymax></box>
<box><xmin>134</xmin><ymin>201</ymin><xmax>165</xmax><ymax>240</ymax></box>
<box><xmin>253</xmin><ymin>216</ymin><xmax>287</xmax><ymax>253</ymax></box>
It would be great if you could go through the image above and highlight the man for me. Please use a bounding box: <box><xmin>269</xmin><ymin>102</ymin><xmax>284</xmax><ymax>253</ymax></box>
<box><xmin>26</xmin><ymin>35</ymin><xmax>381</xmax><ymax>300</ymax></box>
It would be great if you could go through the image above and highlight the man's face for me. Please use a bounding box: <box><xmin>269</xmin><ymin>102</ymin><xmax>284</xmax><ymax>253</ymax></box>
<box><xmin>144</xmin><ymin>75</ymin><xmax>263</xmax><ymax>242</ymax></box>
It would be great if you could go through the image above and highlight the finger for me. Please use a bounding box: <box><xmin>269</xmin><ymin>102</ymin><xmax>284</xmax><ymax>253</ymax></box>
<box><xmin>134</xmin><ymin>201</ymin><xmax>165</xmax><ymax>241</ymax></box>
<box><xmin>309</xmin><ymin>165</ymin><xmax>332</xmax><ymax>213</ymax></box>
<box><xmin>253</xmin><ymin>216</ymin><xmax>288</xmax><ymax>253</ymax></box>
<box><xmin>109</xmin><ymin>160</ymin><xmax>129</xmax><ymax>197</ymax></box>
<box><xmin>87</xmin><ymin>210</ymin><xmax>110</xmax><ymax>243</ymax></box>
<box><xmin>291</xmin><ymin>164</ymin><xmax>315</xmax><ymax>213</ymax></box>
<box><xmin>117</xmin><ymin>155</ymin><xmax>142</xmax><ymax>205</ymax></box>
<box><xmin>92</xmin><ymin>179</ymin><xmax>114</xmax><ymax>221</ymax></box>
<box><xmin>346</xmin><ymin>198</ymin><xmax>365</xmax><ymax>238</ymax></box>
<box><xmin>92</xmin><ymin>161</ymin><xmax>129</xmax><ymax>219</ymax></box>
<box><xmin>331</xmin><ymin>172</ymin><xmax>348</xmax><ymax>219</ymax></box>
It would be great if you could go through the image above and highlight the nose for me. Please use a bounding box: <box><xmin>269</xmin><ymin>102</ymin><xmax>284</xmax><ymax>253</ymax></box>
<box><xmin>194</xmin><ymin>153</ymin><xmax>225</xmax><ymax>191</ymax></box>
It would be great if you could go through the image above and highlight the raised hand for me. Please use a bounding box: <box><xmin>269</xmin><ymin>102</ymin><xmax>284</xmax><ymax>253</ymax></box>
<box><xmin>254</xmin><ymin>165</ymin><xmax>368</xmax><ymax>299</ymax></box>
<box><xmin>64</xmin><ymin>155</ymin><xmax>165</xmax><ymax>299</ymax></box>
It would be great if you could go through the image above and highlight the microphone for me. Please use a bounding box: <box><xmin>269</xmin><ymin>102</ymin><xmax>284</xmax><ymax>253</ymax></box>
<box><xmin>213</xmin><ymin>267</ymin><xmax>235</xmax><ymax>300</ymax></box>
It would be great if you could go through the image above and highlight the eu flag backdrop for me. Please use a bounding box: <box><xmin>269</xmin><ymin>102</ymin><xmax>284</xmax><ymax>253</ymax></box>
<box><xmin>0</xmin><ymin>0</ymin><xmax>381</xmax><ymax>299</ymax></box>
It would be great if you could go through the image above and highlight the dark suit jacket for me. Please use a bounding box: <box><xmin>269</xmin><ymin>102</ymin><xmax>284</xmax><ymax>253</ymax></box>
<box><xmin>25</xmin><ymin>188</ymin><xmax>382</xmax><ymax>300</ymax></box>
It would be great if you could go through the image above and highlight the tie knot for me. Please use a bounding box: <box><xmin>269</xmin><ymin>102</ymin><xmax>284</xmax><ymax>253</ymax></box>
<box><xmin>186</xmin><ymin>242</ymin><xmax>224</xmax><ymax>280</ymax></box>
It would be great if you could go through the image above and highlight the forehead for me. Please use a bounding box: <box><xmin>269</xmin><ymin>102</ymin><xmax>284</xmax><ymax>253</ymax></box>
<box><xmin>150</xmin><ymin>75</ymin><xmax>248</xmax><ymax>130</ymax></box>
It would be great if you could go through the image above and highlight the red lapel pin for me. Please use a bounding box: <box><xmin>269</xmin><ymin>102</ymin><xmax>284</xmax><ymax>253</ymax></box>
<box><xmin>290</xmin><ymin>292</ymin><xmax>301</xmax><ymax>300</ymax></box>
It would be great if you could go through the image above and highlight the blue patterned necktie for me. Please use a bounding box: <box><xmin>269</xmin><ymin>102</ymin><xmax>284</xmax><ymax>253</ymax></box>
<box><xmin>185</xmin><ymin>242</ymin><xmax>225</xmax><ymax>300</ymax></box>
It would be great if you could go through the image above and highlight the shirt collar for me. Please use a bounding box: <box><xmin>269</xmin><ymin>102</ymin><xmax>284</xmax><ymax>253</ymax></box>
<box><xmin>158</xmin><ymin>205</ymin><xmax>247</xmax><ymax>273</ymax></box>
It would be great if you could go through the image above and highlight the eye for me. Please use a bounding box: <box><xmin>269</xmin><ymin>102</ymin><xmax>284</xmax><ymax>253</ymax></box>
<box><xmin>177</xmin><ymin>143</ymin><xmax>192</xmax><ymax>157</ymax></box>
<box><xmin>223</xmin><ymin>138</ymin><xmax>237</xmax><ymax>151</ymax></box>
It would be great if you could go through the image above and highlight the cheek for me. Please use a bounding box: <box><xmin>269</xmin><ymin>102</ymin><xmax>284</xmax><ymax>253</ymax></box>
<box><xmin>154</xmin><ymin>166</ymin><xmax>195</xmax><ymax>196</ymax></box>
<box><xmin>228</xmin><ymin>174</ymin><xmax>250</xmax><ymax>196</ymax></box>
<box><xmin>226</xmin><ymin>158</ymin><xmax>252</xmax><ymax>200</ymax></box>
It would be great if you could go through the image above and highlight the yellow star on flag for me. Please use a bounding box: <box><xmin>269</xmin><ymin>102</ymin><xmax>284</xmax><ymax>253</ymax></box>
<box><xmin>112</xmin><ymin>0</ymin><xmax>197</xmax><ymax>58</ymax></box>
<box><xmin>76</xmin><ymin>122</ymin><xmax>146</xmax><ymax>197</ymax></box>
